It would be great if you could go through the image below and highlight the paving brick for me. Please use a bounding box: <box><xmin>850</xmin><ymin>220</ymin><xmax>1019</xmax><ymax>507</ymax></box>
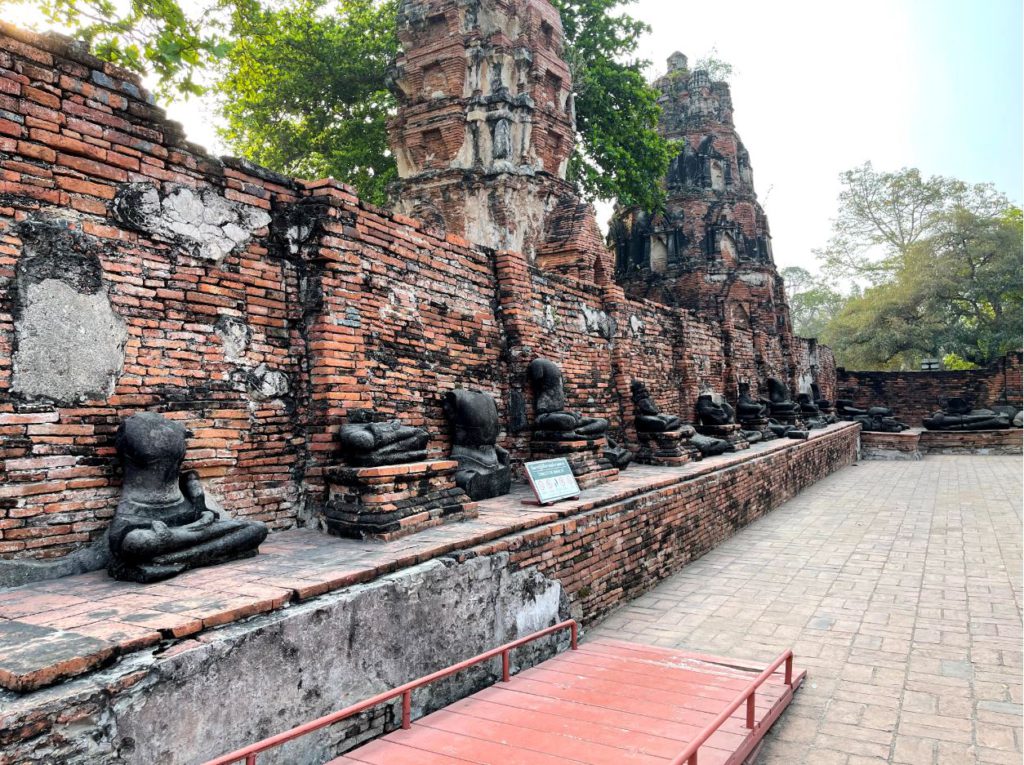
<box><xmin>590</xmin><ymin>456</ymin><xmax>1023</xmax><ymax>764</ymax></box>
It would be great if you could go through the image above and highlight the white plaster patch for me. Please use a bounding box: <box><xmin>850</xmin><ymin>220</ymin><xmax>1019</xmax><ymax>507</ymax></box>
<box><xmin>114</xmin><ymin>183</ymin><xmax>272</xmax><ymax>263</ymax></box>
<box><xmin>13</xmin><ymin>279</ymin><xmax>127</xmax><ymax>404</ymax></box>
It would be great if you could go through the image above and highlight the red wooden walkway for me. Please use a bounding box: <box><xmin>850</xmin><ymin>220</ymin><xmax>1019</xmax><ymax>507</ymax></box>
<box><xmin>328</xmin><ymin>638</ymin><xmax>804</xmax><ymax>765</ymax></box>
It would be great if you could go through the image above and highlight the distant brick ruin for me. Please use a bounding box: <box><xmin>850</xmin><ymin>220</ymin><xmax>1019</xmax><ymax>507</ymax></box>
<box><xmin>0</xmin><ymin>0</ymin><xmax>1016</xmax><ymax>581</ymax></box>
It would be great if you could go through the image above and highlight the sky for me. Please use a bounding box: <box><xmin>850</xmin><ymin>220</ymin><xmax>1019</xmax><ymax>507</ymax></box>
<box><xmin>5</xmin><ymin>0</ymin><xmax>1022</xmax><ymax>274</ymax></box>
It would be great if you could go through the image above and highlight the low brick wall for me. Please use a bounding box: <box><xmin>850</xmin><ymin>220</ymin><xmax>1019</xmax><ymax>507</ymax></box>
<box><xmin>0</xmin><ymin>424</ymin><xmax>858</xmax><ymax>764</ymax></box>
<box><xmin>462</xmin><ymin>423</ymin><xmax>860</xmax><ymax>623</ymax></box>
<box><xmin>860</xmin><ymin>431</ymin><xmax>922</xmax><ymax>461</ymax></box>
<box><xmin>919</xmin><ymin>429</ymin><xmax>1023</xmax><ymax>456</ymax></box>
<box><xmin>837</xmin><ymin>352</ymin><xmax>1023</xmax><ymax>426</ymax></box>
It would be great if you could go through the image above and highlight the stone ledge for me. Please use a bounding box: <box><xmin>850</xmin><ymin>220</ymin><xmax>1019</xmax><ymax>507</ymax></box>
<box><xmin>0</xmin><ymin>422</ymin><xmax>859</xmax><ymax>694</ymax></box>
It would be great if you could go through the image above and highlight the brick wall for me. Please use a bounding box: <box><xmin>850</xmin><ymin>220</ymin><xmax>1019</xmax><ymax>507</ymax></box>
<box><xmin>836</xmin><ymin>351</ymin><xmax>1022</xmax><ymax>425</ymax></box>
<box><xmin>0</xmin><ymin>24</ymin><xmax>840</xmax><ymax>564</ymax></box>
<box><xmin>460</xmin><ymin>424</ymin><xmax>860</xmax><ymax>623</ymax></box>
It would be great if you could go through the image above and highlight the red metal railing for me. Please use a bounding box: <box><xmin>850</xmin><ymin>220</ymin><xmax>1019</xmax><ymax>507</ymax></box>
<box><xmin>670</xmin><ymin>649</ymin><xmax>795</xmax><ymax>765</ymax></box>
<box><xmin>202</xmin><ymin>619</ymin><xmax>579</xmax><ymax>765</ymax></box>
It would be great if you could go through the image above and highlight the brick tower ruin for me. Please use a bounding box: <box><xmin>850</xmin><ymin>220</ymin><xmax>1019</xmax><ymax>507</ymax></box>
<box><xmin>387</xmin><ymin>0</ymin><xmax>581</xmax><ymax>257</ymax></box>
<box><xmin>611</xmin><ymin>53</ymin><xmax>799</xmax><ymax>385</ymax></box>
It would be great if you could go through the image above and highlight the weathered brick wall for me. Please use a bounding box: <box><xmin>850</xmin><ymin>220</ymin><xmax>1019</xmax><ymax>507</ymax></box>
<box><xmin>836</xmin><ymin>351</ymin><xmax>1022</xmax><ymax>425</ymax></box>
<box><xmin>0</xmin><ymin>25</ymin><xmax>307</xmax><ymax>561</ymax></box>
<box><xmin>0</xmin><ymin>24</ymin><xmax>841</xmax><ymax>565</ymax></box>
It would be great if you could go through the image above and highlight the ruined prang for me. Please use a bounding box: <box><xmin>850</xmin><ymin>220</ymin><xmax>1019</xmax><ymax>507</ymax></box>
<box><xmin>388</xmin><ymin>0</ymin><xmax>578</xmax><ymax>258</ymax></box>
<box><xmin>609</xmin><ymin>53</ymin><xmax>799</xmax><ymax>390</ymax></box>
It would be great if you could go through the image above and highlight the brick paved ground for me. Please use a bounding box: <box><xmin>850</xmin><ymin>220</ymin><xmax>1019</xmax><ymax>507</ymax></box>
<box><xmin>590</xmin><ymin>456</ymin><xmax>1023</xmax><ymax>764</ymax></box>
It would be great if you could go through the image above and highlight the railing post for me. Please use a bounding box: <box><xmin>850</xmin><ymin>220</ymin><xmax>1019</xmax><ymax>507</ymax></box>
<box><xmin>687</xmin><ymin>752</ymin><xmax>698</xmax><ymax>765</ymax></box>
<box><xmin>570</xmin><ymin>622</ymin><xmax>578</xmax><ymax>650</ymax></box>
<box><xmin>245</xmin><ymin>755</ymin><xmax>257</xmax><ymax>765</ymax></box>
<box><xmin>501</xmin><ymin>649</ymin><xmax>510</xmax><ymax>682</ymax></box>
<box><xmin>401</xmin><ymin>690</ymin><xmax>412</xmax><ymax>730</ymax></box>
<box><xmin>785</xmin><ymin>654</ymin><xmax>793</xmax><ymax>686</ymax></box>
<box><xmin>746</xmin><ymin>692</ymin><xmax>756</xmax><ymax>729</ymax></box>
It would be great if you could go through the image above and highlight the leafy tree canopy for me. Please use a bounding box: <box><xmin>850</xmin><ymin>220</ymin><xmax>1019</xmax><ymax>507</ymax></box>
<box><xmin>780</xmin><ymin>266</ymin><xmax>847</xmax><ymax>340</ymax></box>
<box><xmin>815</xmin><ymin>189</ymin><xmax>1022</xmax><ymax>370</ymax></box>
<box><xmin>19</xmin><ymin>0</ymin><xmax>674</xmax><ymax>209</ymax></box>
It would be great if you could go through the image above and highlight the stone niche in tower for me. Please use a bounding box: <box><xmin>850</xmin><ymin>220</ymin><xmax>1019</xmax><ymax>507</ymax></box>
<box><xmin>388</xmin><ymin>0</ymin><xmax>579</xmax><ymax>256</ymax></box>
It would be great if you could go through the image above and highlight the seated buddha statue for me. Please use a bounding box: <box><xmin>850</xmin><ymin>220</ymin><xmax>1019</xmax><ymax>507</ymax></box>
<box><xmin>443</xmin><ymin>390</ymin><xmax>511</xmax><ymax>501</ymax></box>
<box><xmin>529</xmin><ymin>358</ymin><xmax>609</xmax><ymax>440</ymax></box>
<box><xmin>107</xmin><ymin>412</ymin><xmax>268</xmax><ymax>583</ymax></box>
<box><xmin>736</xmin><ymin>382</ymin><xmax>769</xmax><ymax>423</ymax></box>
<box><xmin>338</xmin><ymin>409</ymin><xmax>430</xmax><ymax>466</ymax></box>
<box><xmin>696</xmin><ymin>392</ymin><xmax>733</xmax><ymax>427</ymax></box>
<box><xmin>764</xmin><ymin>378</ymin><xmax>800</xmax><ymax>417</ymax></box>
<box><xmin>811</xmin><ymin>382</ymin><xmax>834</xmax><ymax>413</ymax></box>
<box><xmin>631</xmin><ymin>380</ymin><xmax>683</xmax><ymax>432</ymax></box>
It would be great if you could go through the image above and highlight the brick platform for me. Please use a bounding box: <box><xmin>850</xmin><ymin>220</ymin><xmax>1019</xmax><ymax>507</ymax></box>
<box><xmin>0</xmin><ymin>423</ymin><xmax>857</xmax><ymax>695</ymax></box>
<box><xmin>860</xmin><ymin>430</ymin><xmax>923</xmax><ymax>461</ymax></box>
<box><xmin>635</xmin><ymin>428</ymin><xmax>700</xmax><ymax>466</ymax></box>
<box><xmin>323</xmin><ymin>460</ymin><xmax>477</xmax><ymax>540</ymax></box>
<box><xmin>919</xmin><ymin>428</ymin><xmax>1023</xmax><ymax>455</ymax></box>
<box><xmin>529</xmin><ymin>437</ymin><xmax>618</xmax><ymax>489</ymax></box>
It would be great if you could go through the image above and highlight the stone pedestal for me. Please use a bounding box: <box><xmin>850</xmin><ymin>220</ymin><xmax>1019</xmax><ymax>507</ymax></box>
<box><xmin>635</xmin><ymin>428</ymin><xmax>701</xmax><ymax>466</ymax></box>
<box><xmin>531</xmin><ymin>436</ymin><xmax>618</xmax><ymax>489</ymax></box>
<box><xmin>740</xmin><ymin>417</ymin><xmax>777</xmax><ymax>441</ymax></box>
<box><xmin>324</xmin><ymin>460</ymin><xmax>478</xmax><ymax>541</ymax></box>
<box><xmin>697</xmin><ymin>422</ymin><xmax>750</xmax><ymax>451</ymax></box>
<box><xmin>769</xmin><ymin>409</ymin><xmax>800</xmax><ymax>426</ymax></box>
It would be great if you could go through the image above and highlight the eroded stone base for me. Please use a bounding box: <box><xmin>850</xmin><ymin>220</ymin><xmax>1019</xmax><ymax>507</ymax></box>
<box><xmin>635</xmin><ymin>429</ymin><xmax>700</xmax><ymax>466</ymax></box>
<box><xmin>324</xmin><ymin>460</ymin><xmax>478</xmax><ymax>540</ymax></box>
<box><xmin>860</xmin><ymin>430</ymin><xmax>923</xmax><ymax>461</ymax></box>
<box><xmin>919</xmin><ymin>428</ymin><xmax>1023</xmax><ymax>455</ymax></box>
<box><xmin>0</xmin><ymin>555</ymin><xmax>568</xmax><ymax>765</ymax></box>
<box><xmin>530</xmin><ymin>437</ymin><xmax>618</xmax><ymax>489</ymax></box>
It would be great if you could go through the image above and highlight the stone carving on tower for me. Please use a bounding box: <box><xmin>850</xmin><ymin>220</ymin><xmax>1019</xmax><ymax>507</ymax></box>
<box><xmin>388</xmin><ymin>0</ymin><xmax>581</xmax><ymax>257</ymax></box>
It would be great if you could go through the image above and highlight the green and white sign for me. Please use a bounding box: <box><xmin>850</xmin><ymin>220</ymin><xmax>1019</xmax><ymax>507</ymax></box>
<box><xmin>525</xmin><ymin>458</ymin><xmax>580</xmax><ymax>505</ymax></box>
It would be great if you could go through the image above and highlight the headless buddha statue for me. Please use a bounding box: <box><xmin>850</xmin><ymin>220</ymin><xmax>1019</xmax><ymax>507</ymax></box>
<box><xmin>631</xmin><ymin>380</ymin><xmax>684</xmax><ymax>432</ymax></box>
<box><xmin>529</xmin><ymin>358</ymin><xmax>609</xmax><ymax>440</ymax></box>
<box><xmin>338</xmin><ymin>409</ymin><xmax>430</xmax><ymax>466</ymax></box>
<box><xmin>736</xmin><ymin>382</ymin><xmax>769</xmax><ymax>423</ymax></box>
<box><xmin>107</xmin><ymin>412</ymin><xmax>268</xmax><ymax>583</ymax></box>
<box><xmin>443</xmin><ymin>390</ymin><xmax>512</xmax><ymax>501</ymax></box>
<box><xmin>923</xmin><ymin>398</ymin><xmax>1011</xmax><ymax>431</ymax></box>
<box><xmin>764</xmin><ymin>378</ymin><xmax>800</xmax><ymax>417</ymax></box>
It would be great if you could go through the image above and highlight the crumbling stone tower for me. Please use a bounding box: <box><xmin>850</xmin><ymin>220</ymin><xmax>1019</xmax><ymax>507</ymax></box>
<box><xmin>387</xmin><ymin>0</ymin><xmax>579</xmax><ymax>256</ymax></box>
<box><xmin>611</xmin><ymin>53</ymin><xmax>798</xmax><ymax>386</ymax></box>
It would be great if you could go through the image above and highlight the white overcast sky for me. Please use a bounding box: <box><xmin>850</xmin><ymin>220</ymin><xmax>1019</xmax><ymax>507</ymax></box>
<box><xmin>6</xmin><ymin>0</ymin><xmax>1023</xmax><ymax>274</ymax></box>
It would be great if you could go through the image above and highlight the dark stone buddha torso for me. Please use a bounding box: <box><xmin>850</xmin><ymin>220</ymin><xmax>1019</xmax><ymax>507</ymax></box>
<box><xmin>108</xmin><ymin>412</ymin><xmax>267</xmax><ymax>583</ymax></box>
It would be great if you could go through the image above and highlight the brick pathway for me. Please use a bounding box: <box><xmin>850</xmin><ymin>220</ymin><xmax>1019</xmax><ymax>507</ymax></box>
<box><xmin>589</xmin><ymin>456</ymin><xmax>1023</xmax><ymax>764</ymax></box>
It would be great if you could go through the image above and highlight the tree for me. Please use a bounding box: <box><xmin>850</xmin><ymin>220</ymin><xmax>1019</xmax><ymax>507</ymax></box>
<box><xmin>693</xmin><ymin>47</ymin><xmax>734</xmax><ymax>82</ymax></box>
<box><xmin>217</xmin><ymin>0</ymin><xmax>399</xmax><ymax>205</ymax></box>
<box><xmin>816</xmin><ymin>162</ymin><xmax>960</xmax><ymax>284</ymax></box>
<box><xmin>554</xmin><ymin>0</ymin><xmax>676</xmax><ymax>211</ymax></box>
<box><xmin>20</xmin><ymin>0</ymin><xmax>675</xmax><ymax>209</ymax></box>
<box><xmin>780</xmin><ymin>266</ymin><xmax>847</xmax><ymax>339</ymax></box>
<box><xmin>819</xmin><ymin>202</ymin><xmax>1022</xmax><ymax>370</ymax></box>
<box><xmin>25</xmin><ymin>0</ymin><xmax>233</xmax><ymax>96</ymax></box>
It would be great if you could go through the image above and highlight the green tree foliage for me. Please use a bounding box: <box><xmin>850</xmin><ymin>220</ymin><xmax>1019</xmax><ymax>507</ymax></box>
<box><xmin>26</xmin><ymin>0</ymin><xmax>233</xmax><ymax>96</ymax></box>
<box><xmin>817</xmin><ymin>182</ymin><xmax>1022</xmax><ymax>370</ymax></box>
<box><xmin>780</xmin><ymin>266</ymin><xmax>847</xmax><ymax>339</ymax></box>
<box><xmin>18</xmin><ymin>0</ymin><xmax>674</xmax><ymax>209</ymax></box>
<box><xmin>816</xmin><ymin>162</ymin><xmax>960</xmax><ymax>285</ymax></box>
<box><xmin>217</xmin><ymin>0</ymin><xmax>399</xmax><ymax>204</ymax></box>
<box><xmin>553</xmin><ymin>0</ymin><xmax>675</xmax><ymax>211</ymax></box>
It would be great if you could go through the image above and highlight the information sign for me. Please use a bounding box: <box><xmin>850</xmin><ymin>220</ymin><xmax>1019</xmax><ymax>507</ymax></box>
<box><xmin>524</xmin><ymin>458</ymin><xmax>581</xmax><ymax>505</ymax></box>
